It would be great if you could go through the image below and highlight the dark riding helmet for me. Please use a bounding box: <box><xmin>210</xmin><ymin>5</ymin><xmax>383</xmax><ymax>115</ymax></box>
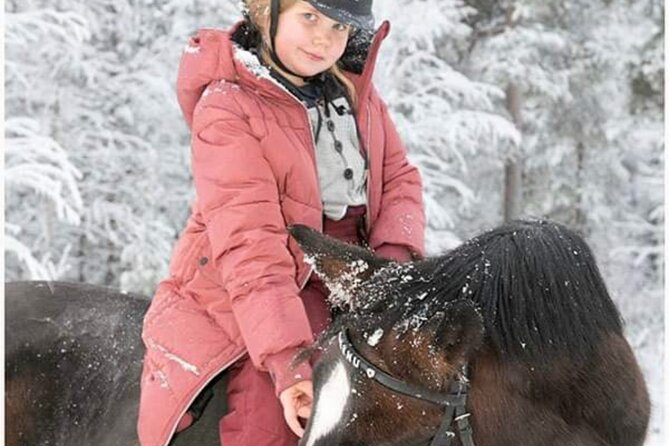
<box><xmin>305</xmin><ymin>0</ymin><xmax>375</xmax><ymax>30</ymax></box>
<box><xmin>268</xmin><ymin>0</ymin><xmax>375</xmax><ymax>41</ymax></box>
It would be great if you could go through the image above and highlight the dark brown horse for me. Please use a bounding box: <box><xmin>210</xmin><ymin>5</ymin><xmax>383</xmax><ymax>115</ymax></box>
<box><xmin>289</xmin><ymin>219</ymin><xmax>650</xmax><ymax>446</ymax></box>
<box><xmin>5</xmin><ymin>281</ymin><xmax>226</xmax><ymax>446</ymax></box>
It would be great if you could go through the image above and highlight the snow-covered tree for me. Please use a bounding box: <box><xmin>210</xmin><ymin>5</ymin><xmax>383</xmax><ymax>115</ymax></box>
<box><xmin>373</xmin><ymin>0</ymin><xmax>521</xmax><ymax>253</ymax></box>
<box><xmin>5</xmin><ymin>0</ymin><xmax>238</xmax><ymax>293</ymax></box>
<box><xmin>5</xmin><ymin>117</ymin><xmax>83</xmax><ymax>279</ymax></box>
<box><xmin>457</xmin><ymin>1</ymin><xmax>663</xmax><ymax>440</ymax></box>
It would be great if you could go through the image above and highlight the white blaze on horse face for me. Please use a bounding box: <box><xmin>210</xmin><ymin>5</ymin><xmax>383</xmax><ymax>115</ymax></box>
<box><xmin>304</xmin><ymin>360</ymin><xmax>351</xmax><ymax>446</ymax></box>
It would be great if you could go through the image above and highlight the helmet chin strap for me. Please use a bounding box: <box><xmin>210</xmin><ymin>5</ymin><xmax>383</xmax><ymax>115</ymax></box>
<box><xmin>269</xmin><ymin>0</ymin><xmax>323</xmax><ymax>82</ymax></box>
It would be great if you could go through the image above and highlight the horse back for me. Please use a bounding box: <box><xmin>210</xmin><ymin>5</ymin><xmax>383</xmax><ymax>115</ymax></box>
<box><xmin>5</xmin><ymin>281</ymin><xmax>148</xmax><ymax>446</ymax></box>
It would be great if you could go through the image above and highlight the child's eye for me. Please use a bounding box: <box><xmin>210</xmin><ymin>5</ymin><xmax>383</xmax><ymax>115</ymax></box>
<box><xmin>333</xmin><ymin>23</ymin><xmax>349</xmax><ymax>32</ymax></box>
<box><xmin>302</xmin><ymin>13</ymin><xmax>317</xmax><ymax>22</ymax></box>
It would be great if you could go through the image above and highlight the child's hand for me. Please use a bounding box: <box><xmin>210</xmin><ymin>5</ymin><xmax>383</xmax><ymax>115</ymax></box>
<box><xmin>279</xmin><ymin>379</ymin><xmax>314</xmax><ymax>438</ymax></box>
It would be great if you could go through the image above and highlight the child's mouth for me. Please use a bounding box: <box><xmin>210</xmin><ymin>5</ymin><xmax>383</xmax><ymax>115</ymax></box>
<box><xmin>303</xmin><ymin>50</ymin><xmax>324</xmax><ymax>62</ymax></box>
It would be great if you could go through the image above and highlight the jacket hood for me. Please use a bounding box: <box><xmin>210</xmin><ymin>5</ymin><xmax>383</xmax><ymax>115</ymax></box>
<box><xmin>176</xmin><ymin>20</ymin><xmax>390</xmax><ymax>129</ymax></box>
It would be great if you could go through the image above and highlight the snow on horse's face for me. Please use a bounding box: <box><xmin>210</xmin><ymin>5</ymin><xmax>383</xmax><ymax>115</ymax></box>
<box><xmin>288</xmin><ymin>226</ymin><xmax>484</xmax><ymax>446</ymax></box>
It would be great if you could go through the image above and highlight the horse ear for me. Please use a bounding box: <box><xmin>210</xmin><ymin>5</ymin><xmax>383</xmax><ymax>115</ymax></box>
<box><xmin>287</xmin><ymin>224</ymin><xmax>389</xmax><ymax>309</ymax></box>
<box><xmin>432</xmin><ymin>300</ymin><xmax>484</xmax><ymax>365</ymax></box>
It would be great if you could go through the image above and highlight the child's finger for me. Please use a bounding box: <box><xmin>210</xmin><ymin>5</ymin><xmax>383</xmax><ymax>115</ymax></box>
<box><xmin>297</xmin><ymin>403</ymin><xmax>312</xmax><ymax>419</ymax></box>
<box><xmin>284</xmin><ymin>404</ymin><xmax>305</xmax><ymax>438</ymax></box>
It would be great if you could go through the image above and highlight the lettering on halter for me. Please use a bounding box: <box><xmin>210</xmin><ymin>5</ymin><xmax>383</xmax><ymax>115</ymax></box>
<box><xmin>338</xmin><ymin>331</ymin><xmax>376</xmax><ymax>379</ymax></box>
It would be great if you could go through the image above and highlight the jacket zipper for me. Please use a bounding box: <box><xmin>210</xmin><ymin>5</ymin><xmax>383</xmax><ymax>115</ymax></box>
<box><xmin>365</xmin><ymin>103</ymin><xmax>372</xmax><ymax>236</ymax></box>
<box><xmin>160</xmin><ymin>350</ymin><xmax>246</xmax><ymax>446</ymax></box>
<box><xmin>292</xmin><ymin>96</ymin><xmax>320</xmax><ymax>291</ymax></box>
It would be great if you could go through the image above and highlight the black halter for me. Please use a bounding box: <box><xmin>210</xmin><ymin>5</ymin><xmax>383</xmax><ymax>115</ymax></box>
<box><xmin>337</xmin><ymin>329</ymin><xmax>475</xmax><ymax>446</ymax></box>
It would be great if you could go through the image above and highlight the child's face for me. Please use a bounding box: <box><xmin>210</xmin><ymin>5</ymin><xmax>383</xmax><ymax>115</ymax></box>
<box><xmin>272</xmin><ymin>1</ymin><xmax>351</xmax><ymax>80</ymax></box>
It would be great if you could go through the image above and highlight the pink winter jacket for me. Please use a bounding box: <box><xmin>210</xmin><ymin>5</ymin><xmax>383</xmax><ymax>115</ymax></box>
<box><xmin>137</xmin><ymin>20</ymin><xmax>425</xmax><ymax>446</ymax></box>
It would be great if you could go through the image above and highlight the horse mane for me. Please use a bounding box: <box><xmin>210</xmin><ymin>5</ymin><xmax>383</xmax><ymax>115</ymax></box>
<box><xmin>319</xmin><ymin>219</ymin><xmax>623</xmax><ymax>362</ymax></box>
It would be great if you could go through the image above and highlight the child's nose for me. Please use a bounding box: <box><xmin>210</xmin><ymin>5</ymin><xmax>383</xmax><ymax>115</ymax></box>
<box><xmin>312</xmin><ymin>27</ymin><xmax>333</xmax><ymax>47</ymax></box>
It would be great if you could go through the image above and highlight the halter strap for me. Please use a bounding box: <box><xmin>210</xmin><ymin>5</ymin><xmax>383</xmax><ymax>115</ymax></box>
<box><xmin>337</xmin><ymin>329</ymin><xmax>475</xmax><ymax>446</ymax></box>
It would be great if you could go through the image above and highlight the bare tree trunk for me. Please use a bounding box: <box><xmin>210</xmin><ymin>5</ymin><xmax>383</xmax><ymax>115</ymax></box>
<box><xmin>504</xmin><ymin>82</ymin><xmax>523</xmax><ymax>222</ymax></box>
<box><xmin>574</xmin><ymin>141</ymin><xmax>586</xmax><ymax>232</ymax></box>
<box><xmin>78</xmin><ymin>234</ymin><xmax>86</xmax><ymax>282</ymax></box>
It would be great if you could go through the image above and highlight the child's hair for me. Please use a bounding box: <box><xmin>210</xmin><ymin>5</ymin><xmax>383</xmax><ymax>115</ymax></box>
<box><xmin>243</xmin><ymin>0</ymin><xmax>358</xmax><ymax>108</ymax></box>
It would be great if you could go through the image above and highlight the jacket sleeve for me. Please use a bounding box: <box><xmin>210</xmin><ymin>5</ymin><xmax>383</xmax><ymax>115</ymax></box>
<box><xmin>191</xmin><ymin>101</ymin><xmax>312</xmax><ymax>395</ymax></box>
<box><xmin>368</xmin><ymin>97</ymin><xmax>426</xmax><ymax>260</ymax></box>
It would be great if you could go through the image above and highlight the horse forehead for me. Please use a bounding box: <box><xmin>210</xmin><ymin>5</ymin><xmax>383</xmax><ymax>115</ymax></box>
<box><xmin>305</xmin><ymin>360</ymin><xmax>351</xmax><ymax>446</ymax></box>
